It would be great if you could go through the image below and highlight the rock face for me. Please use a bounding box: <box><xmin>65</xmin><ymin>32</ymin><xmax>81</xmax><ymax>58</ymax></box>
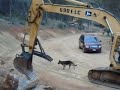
<box><xmin>0</xmin><ymin>74</ymin><xmax>19</xmax><ymax>90</ymax></box>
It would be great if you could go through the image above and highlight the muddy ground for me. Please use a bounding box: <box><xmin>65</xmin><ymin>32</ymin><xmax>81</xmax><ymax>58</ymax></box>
<box><xmin>0</xmin><ymin>19</ymin><xmax>119</xmax><ymax>90</ymax></box>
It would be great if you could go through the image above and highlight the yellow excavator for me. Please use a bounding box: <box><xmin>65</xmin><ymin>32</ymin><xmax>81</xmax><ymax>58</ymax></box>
<box><xmin>13</xmin><ymin>0</ymin><xmax>120</xmax><ymax>89</ymax></box>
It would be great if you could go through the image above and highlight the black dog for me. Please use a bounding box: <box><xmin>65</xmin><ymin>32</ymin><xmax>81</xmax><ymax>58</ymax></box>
<box><xmin>58</xmin><ymin>60</ymin><xmax>77</xmax><ymax>69</ymax></box>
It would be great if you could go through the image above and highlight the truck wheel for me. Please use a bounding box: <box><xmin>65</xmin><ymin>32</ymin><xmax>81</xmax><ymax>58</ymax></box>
<box><xmin>83</xmin><ymin>48</ymin><xmax>86</xmax><ymax>53</ymax></box>
<box><xmin>79</xmin><ymin>45</ymin><xmax>82</xmax><ymax>49</ymax></box>
<box><xmin>98</xmin><ymin>49</ymin><xmax>101</xmax><ymax>53</ymax></box>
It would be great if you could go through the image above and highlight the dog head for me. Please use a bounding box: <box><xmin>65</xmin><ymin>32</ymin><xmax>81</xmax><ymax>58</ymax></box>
<box><xmin>58</xmin><ymin>60</ymin><xmax>61</xmax><ymax>64</ymax></box>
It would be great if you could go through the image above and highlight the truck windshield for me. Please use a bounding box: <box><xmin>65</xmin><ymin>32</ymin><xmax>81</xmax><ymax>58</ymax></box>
<box><xmin>84</xmin><ymin>36</ymin><xmax>98</xmax><ymax>43</ymax></box>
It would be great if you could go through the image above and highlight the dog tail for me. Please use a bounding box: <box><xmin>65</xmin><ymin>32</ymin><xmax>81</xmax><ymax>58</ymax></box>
<box><xmin>72</xmin><ymin>62</ymin><xmax>77</xmax><ymax>66</ymax></box>
<box><xmin>73</xmin><ymin>64</ymin><xmax>77</xmax><ymax>66</ymax></box>
<box><xmin>75</xmin><ymin>64</ymin><xmax>77</xmax><ymax>66</ymax></box>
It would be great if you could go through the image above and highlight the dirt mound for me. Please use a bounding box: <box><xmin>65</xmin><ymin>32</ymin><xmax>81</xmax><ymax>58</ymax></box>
<box><xmin>39</xmin><ymin>28</ymin><xmax>81</xmax><ymax>40</ymax></box>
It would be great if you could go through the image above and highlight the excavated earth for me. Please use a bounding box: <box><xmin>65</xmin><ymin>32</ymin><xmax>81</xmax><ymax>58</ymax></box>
<box><xmin>0</xmin><ymin>19</ymin><xmax>119</xmax><ymax>90</ymax></box>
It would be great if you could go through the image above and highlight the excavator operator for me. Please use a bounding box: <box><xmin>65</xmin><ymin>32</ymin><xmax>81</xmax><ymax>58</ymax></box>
<box><xmin>114</xmin><ymin>45</ymin><xmax>120</xmax><ymax>63</ymax></box>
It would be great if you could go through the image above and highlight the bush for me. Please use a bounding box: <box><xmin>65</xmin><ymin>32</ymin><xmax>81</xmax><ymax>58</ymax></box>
<box><xmin>94</xmin><ymin>23</ymin><xmax>105</xmax><ymax>28</ymax></box>
<box><xmin>43</xmin><ymin>18</ymin><xmax>68</xmax><ymax>29</ymax></box>
<box><xmin>55</xmin><ymin>21</ymin><xmax>67</xmax><ymax>29</ymax></box>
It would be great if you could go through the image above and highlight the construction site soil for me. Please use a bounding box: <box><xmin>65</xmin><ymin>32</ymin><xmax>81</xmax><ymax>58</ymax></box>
<box><xmin>0</xmin><ymin>19</ymin><xmax>119</xmax><ymax>90</ymax></box>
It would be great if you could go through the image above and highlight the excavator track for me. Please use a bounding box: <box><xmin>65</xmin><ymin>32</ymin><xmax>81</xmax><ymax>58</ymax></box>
<box><xmin>88</xmin><ymin>67</ymin><xmax>120</xmax><ymax>89</ymax></box>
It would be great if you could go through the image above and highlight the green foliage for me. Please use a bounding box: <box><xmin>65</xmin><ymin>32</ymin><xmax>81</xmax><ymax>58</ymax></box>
<box><xmin>56</xmin><ymin>21</ymin><xmax>67</xmax><ymax>29</ymax></box>
<box><xmin>43</xmin><ymin>18</ymin><xmax>68</xmax><ymax>29</ymax></box>
<box><xmin>0</xmin><ymin>0</ymin><xmax>120</xmax><ymax>30</ymax></box>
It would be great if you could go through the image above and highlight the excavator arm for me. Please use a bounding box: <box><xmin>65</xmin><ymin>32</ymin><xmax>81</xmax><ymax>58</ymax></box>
<box><xmin>13</xmin><ymin>0</ymin><xmax>120</xmax><ymax>89</ymax></box>
<box><xmin>13</xmin><ymin>0</ymin><xmax>53</xmax><ymax>85</ymax></box>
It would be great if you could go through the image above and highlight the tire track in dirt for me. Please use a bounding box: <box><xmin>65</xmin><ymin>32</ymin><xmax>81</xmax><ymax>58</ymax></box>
<box><xmin>33</xmin><ymin>33</ymin><xmax>118</xmax><ymax>90</ymax></box>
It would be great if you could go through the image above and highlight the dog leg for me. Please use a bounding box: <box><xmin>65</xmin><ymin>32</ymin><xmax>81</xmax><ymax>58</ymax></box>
<box><xmin>63</xmin><ymin>65</ymin><xmax>65</xmax><ymax>69</ymax></box>
<box><xmin>69</xmin><ymin>65</ymin><xmax>71</xmax><ymax>69</ymax></box>
<box><xmin>72</xmin><ymin>63</ymin><xmax>76</xmax><ymax>69</ymax></box>
<box><xmin>74</xmin><ymin>66</ymin><xmax>75</xmax><ymax>69</ymax></box>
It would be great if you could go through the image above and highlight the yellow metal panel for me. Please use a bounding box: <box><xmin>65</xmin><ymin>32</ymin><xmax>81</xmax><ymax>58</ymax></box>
<box><xmin>42</xmin><ymin>4</ymin><xmax>120</xmax><ymax>33</ymax></box>
<box><xmin>27</xmin><ymin>0</ymin><xmax>44</xmax><ymax>53</ymax></box>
